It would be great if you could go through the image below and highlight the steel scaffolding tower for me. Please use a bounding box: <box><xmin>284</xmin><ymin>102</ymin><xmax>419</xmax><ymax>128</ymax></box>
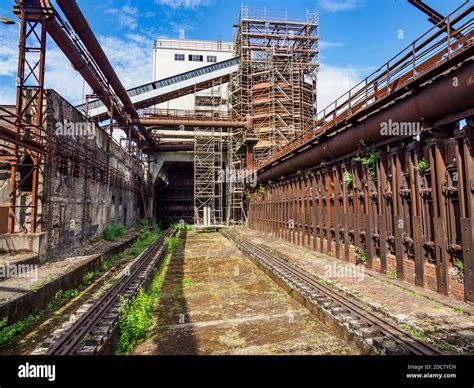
<box><xmin>230</xmin><ymin>5</ymin><xmax>320</xmax><ymax>164</ymax></box>
<box><xmin>226</xmin><ymin>128</ymin><xmax>246</xmax><ymax>225</ymax></box>
<box><xmin>194</xmin><ymin>127</ymin><xmax>224</xmax><ymax>226</ymax></box>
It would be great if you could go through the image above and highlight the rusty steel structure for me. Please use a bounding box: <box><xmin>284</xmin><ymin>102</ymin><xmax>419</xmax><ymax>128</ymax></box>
<box><xmin>7</xmin><ymin>2</ymin><xmax>51</xmax><ymax>233</ymax></box>
<box><xmin>2</xmin><ymin>0</ymin><xmax>153</xmax><ymax>234</ymax></box>
<box><xmin>3</xmin><ymin>0</ymin><xmax>474</xmax><ymax>305</ymax></box>
<box><xmin>230</xmin><ymin>6</ymin><xmax>319</xmax><ymax>165</ymax></box>
<box><xmin>137</xmin><ymin>108</ymin><xmax>253</xmax><ymax>129</ymax></box>
<box><xmin>249</xmin><ymin>3</ymin><xmax>474</xmax><ymax>303</ymax></box>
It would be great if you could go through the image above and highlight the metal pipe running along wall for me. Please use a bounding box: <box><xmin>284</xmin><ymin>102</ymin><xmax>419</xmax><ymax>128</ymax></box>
<box><xmin>250</xmin><ymin>64</ymin><xmax>474</xmax><ymax>303</ymax></box>
<box><xmin>20</xmin><ymin>0</ymin><xmax>138</xmax><ymax>139</ymax></box>
<box><xmin>55</xmin><ymin>0</ymin><xmax>155</xmax><ymax>145</ymax></box>
<box><xmin>257</xmin><ymin>61</ymin><xmax>474</xmax><ymax>184</ymax></box>
<box><xmin>249</xmin><ymin>124</ymin><xmax>474</xmax><ymax>303</ymax></box>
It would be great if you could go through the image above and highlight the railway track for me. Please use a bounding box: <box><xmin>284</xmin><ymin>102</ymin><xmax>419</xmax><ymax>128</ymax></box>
<box><xmin>222</xmin><ymin>229</ymin><xmax>442</xmax><ymax>356</ymax></box>
<box><xmin>45</xmin><ymin>228</ymin><xmax>175</xmax><ymax>356</ymax></box>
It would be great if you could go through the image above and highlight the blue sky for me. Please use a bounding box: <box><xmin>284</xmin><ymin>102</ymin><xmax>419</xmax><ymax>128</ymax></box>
<box><xmin>0</xmin><ymin>0</ymin><xmax>467</xmax><ymax>109</ymax></box>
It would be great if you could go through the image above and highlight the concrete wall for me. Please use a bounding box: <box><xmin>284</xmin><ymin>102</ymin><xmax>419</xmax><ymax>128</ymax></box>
<box><xmin>43</xmin><ymin>90</ymin><xmax>145</xmax><ymax>253</ymax></box>
<box><xmin>0</xmin><ymin>106</ymin><xmax>15</xmax><ymax>227</ymax></box>
<box><xmin>0</xmin><ymin>91</ymin><xmax>150</xmax><ymax>258</ymax></box>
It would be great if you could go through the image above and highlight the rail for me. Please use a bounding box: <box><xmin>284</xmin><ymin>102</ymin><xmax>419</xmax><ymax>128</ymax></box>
<box><xmin>255</xmin><ymin>2</ymin><xmax>473</xmax><ymax>171</ymax></box>
<box><xmin>46</xmin><ymin>229</ymin><xmax>174</xmax><ymax>355</ymax></box>
<box><xmin>222</xmin><ymin>229</ymin><xmax>442</xmax><ymax>356</ymax></box>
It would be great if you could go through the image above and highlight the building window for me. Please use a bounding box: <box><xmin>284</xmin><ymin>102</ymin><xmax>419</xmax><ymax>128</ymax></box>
<box><xmin>174</xmin><ymin>54</ymin><xmax>185</xmax><ymax>61</ymax></box>
<box><xmin>189</xmin><ymin>55</ymin><xmax>204</xmax><ymax>62</ymax></box>
<box><xmin>207</xmin><ymin>56</ymin><xmax>217</xmax><ymax>63</ymax></box>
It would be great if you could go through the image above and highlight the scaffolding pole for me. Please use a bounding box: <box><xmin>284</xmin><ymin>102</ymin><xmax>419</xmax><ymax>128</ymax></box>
<box><xmin>194</xmin><ymin>127</ymin><xmax>224</xmax><ymax>226</ymax></box>
<box><xmin>230</xmin><ymin>5</ymin><xmax>320</xmax><ymax>165</ymax></box>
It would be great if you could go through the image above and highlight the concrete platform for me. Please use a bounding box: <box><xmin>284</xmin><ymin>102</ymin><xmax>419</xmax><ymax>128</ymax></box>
<box><xmin>0</xmin><ymin>253</ymin><xmax>39</xmax><ymax>282</ymax></box>
<box><xmin>133</xmin><ymin>232</ymin><xmax>360</xmax><ymax>355</ymax></box>
<box><xmin>233</xmin><ymin>228</ymin><xmax>474</xmax><ymax>355</ymax></box>
<box><xmin>0</xmin><ymin>231</ymin><xmax>139</xmax><ymax>324</ymax></box>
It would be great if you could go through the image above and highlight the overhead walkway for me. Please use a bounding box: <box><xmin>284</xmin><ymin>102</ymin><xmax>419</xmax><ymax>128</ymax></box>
<box><xmin>79</xmin><ymin>58</ymin><xmax>240</xmax><ymax>120</ymax></box>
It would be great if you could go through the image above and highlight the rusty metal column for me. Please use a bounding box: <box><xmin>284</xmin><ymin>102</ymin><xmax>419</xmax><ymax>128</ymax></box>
<box><xmin>377</xmin><ymin>151</ymin><xmax>389</xmax><ymax>273</ymax></box>
<box><xmin>410</xmin><ymin>142</ymin><xmax>425</xmax><ymax>287</ymax></box>
<box><xmin>284</xmin><ymin>181</ymin><xmax>290</xmax><ymax>242</ymax></box>
<box><xmin>354</xmin><ymin>163</ymin><xmax>363</xmax><ymax>260</ymax></box>
<box><xmin>327</xmin><ymin>166</ymin><xmax>335</xmax><ymax>255</ymax></box>
<box><xmin>365</xmin><ymin>166</ymin><xmax>375</xmax><ymax>270</ymax></box>
<box><xmin>317</xmin><ymin>170</ymin><xmax>324</xmax><ymax>253</ymax></box>
<box><xmin>342</xmin><ymin>163</ymin><xmax>350</xmax><ymax>262</ymax></box>
<box><xmin>321</xmin><ymin>168</ymin><xmax>328</xmax><ymax>253</ymax></box>
<box><xmin>298</xmin><ymin>177</ymin><xmax>304</xmax><ymax>246</ymax></box>
<box><xmin>456</xmin><ymin>125</ymin><xmax>474</xmax><ymax>302</ymax></box>
<box><xmin>290</xmin><ymin>179</ymin><xmax>296</xmax><ymax>244</ymax></box>
<box><xmin>9</xmin><ymin>3</ymin><xmax>51</xmax><ymax>234</ymax></box>
<box><xmin>304</xmin><ymin>176</ymin><xmax>310</xmax><ymax>248</ymax></box>
<box><xmin>391</xmin><ymin>147</ymin><xmax>405</xmax><ymax>280</ymax></box>
<box><xmin>428</xmin><ymin>135</ymin><xmax>449</xmax><ymax>295</ymax></box>
<box><xmin>311</xmin><ymin>173</ymin><xmax>318</xmax><ymax>252</ymax></box>
<box><xmin>333</xmin><ymin>165</ymin><xmax>342</xmax><ymax>259</ymax></box>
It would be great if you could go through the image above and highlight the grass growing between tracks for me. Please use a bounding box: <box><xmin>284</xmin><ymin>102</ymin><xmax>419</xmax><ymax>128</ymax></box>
<box><xmin>0</xmin><ymin>224</ymin><xmax>160</xmax><ymax>351</ymax></box>
<box><xmin>116</xmin><ymin>231</ymin><xmax>183</xmax><ymax>355</ymax></box>
<box><xmin>0</xmin><ymin>289</ymin><xmax>80</xmax><ymax>349</ymax></box>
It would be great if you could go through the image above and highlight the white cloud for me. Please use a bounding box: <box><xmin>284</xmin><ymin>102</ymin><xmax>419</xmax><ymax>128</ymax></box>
<box><xmin>318</xmin><ymin>0</ymin><xmax>360</xmax><ymax>12</ymax></box>
<box><xmin>106</xmin><ymin>5</ymin><xmax>139</xmax><ymax>30</ymax></box>
<box><xmin>0</xmin><ymin>17</ymin><xmax>153</xmax><ymax>107</ymax></box>
<box><xmin>319</xmin><ymin>40</ymin><xmax>345</xmax><ymax>49</ymax></box>
<box><xmin>99</xmin><ymin>34</ymin><xmax>153</xmax><ymax>89</ymax></box>
<box><xmin>43</xmin><ymin>44</ymin><xmax>87</xmax><ymax>105</ymax></box>
<box><xmin>154</xmin><ymin>0</ymin><xmax>212</xmax><ymax>9</ymax></box>
<box><xmin>317</xmin><ymin>63</ymin><xmax>362</xmax><ymax>112</ymax></box>
<box><xmin>0</xmin><ymin>27</ymin><xmax>20</xmax><ymax>76</ymax></box>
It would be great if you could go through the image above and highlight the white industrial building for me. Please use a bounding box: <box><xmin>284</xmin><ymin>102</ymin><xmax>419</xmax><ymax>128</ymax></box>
<box><xmin>152</xmin><ymin>38</ymin><xmax>235</xmax><ymax>112</ymax></box>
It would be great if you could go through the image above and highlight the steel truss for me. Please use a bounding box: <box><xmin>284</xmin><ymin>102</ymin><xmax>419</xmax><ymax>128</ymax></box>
<box><xmin>8</xmin><ymin>3</ymin><xmax>53</xmax><ymax>233</ymax></box>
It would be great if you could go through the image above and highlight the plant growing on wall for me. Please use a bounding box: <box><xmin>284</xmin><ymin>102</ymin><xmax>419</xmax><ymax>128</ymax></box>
<box><xmin>258</xmin><ymin>185</ymin><xmax>266</xmax><ymax>194</ymax></box>
<box><xmin>344</xmin><ymin>172</ymin><xmax>353</xmax><ymax>188</ymax></box>
<box><xmin>355</xmin><ymin>248</ymin><xmax>367</xmax><ymax>265</ymax></box>
<box><xmin>454</xmin><ymin>259</ymin><xmax>464</xmax><ymax>275</ymax></box>
<box><xmin>354</xmin><ymin>140</ymin><xmax>377</xmax><ymax>178</ymax></box>
<box><xmin>416</xmin><ymin>159</ymin><xmax>430</xmax><ymax>173</ymax></box>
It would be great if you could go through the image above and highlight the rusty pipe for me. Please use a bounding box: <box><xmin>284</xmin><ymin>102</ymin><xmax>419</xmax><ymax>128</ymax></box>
<box><xmin>56</xmin><ymin>0</ymin><xmax>154</xmax><ymax>145</ymax></box>
<box><xmin>150</xmin><ymin>145</ymin><xmax>195</xmax><ymax>152</ymax></box>
<box><xmin>15</xmin><ymin>1</ymin><xmax>114</xmax><ymax>113</ymax></box>
<box><xmin>258</xmin><ymin>61</ymin><xmax>474</xmax><ymax>183</ymax></box>
<box><xmin>45</xmin><ymin>19</ymin><xmax>114</xmax><ymax>110</ymax></box>
<box><xmin>136</xmin><ymin>117</ymin><xmax>250</xmax><ymax>129</ymax></box>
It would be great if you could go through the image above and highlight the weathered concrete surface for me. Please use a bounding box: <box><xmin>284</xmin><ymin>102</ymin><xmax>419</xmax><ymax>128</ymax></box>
<box><xmin>133</xmin><ymin>233</ymin><xmax>360</xmax><ymax>355</ymax></box>
<box><xmin>0</xmin><ymin>92</ymin><xmax>149</xmax><ymax>257</ymax></box>
<box><xmin>234</xmin><ymin>228</ymin><xmax>474</xmax><ymax>355</ymax></box>
<box><xmin>0</xmin><ymin>230</ymin><xmax>138</xmax><ymax>324</ymax></box>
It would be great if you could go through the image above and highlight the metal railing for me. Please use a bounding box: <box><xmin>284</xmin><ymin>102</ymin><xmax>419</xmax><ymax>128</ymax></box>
<box><xmin>155</xmin><ymin>39</ymin><xmax>234</xmax><ymax>52</ymax></box>
<box><xmin>255</xmin><ymin>2</ymin><xmax>473</xmax><ymax>170</ymax></box>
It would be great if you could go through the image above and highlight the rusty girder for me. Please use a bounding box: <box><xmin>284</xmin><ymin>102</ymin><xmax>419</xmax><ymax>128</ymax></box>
<box><xmin>249</xmin><ymin>126</ymin><xmax>474</xmax><ymax>303</ymax></box>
